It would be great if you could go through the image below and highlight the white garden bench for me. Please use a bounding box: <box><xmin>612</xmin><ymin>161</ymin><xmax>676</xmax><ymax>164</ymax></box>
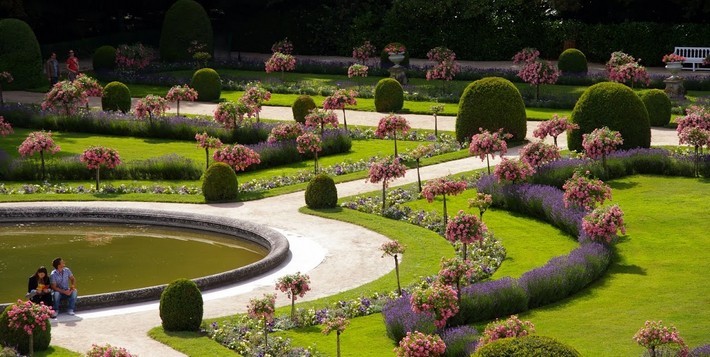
<box><xmin>673</xmin><ymin>47</ymin><xmax>710</xmax><ymax>71</ymax></box>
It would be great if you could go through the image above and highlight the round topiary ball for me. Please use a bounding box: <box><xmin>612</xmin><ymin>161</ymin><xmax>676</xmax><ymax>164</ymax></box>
<box><xmin>305</xmin><ymin>174</ymin><xmax>338</xmax><ymax>208</ymax></box>
<box><xmin>0</xmin><ymin>304</ymin><xmax>52</xmax><ymax>354</ymax></box>
<box><xmin>92</xmin><ymin>45</ymin><xmax>116</xmax><ymax>71</ymax></box>
<box><xmin>0</xmin><ymin>18</ymin><xmax>44</xmax><ymax>89</ymax></box>
<box><xmin>474</xmin><ymin>336</ymin><xmax>581</xmax><ymax>357</ymax></box>
<box><xmin>159</xmin><ymin>0</ymin><xmax>213</xmax><ymax>62</ymax></box>
<box><xmin>374</xmin><ymin>78</ymin><xmax>404</xmax><ymax>113</ymax></box>
<box><xmin>639</xmin><ymin>89</ymin><xmax>671</xmax><ymax>127</ymax></box>
<box><xmin>568</xmin><ymin>82</ymin><xmax>651</xmax><ymax>151</ymax></box>
<box><xmin>190</xmin><ymin>68</ymin><xmax>221</xmax><ymax>102</ymax></box>
<box><xmin>101</xmin><ymin>81</ymin><xmax>132</xmax><ymax>113</ymax></box>
<box><xmin>292</xmin><ymin>95</ymin><xmax>317</xmax><ymax>124</ymax></box>
<box><xmin>456</xmin><ymin>77</ymin><xmax>527</xmax><ymax>142</ymax></box>
<box><xmin>557</xmin><ymin>48</ymin><xmax>588</xmax><ymax>75</ymax></box>
<box><xmin>159</xmin><ymin>278</ymin><xmax>203</xmax><ymax>331</ymax></box>
<box><xmin>202</xmin><ymin>161</ymin><xmax>238</xmax><ymax>202</ymax></box>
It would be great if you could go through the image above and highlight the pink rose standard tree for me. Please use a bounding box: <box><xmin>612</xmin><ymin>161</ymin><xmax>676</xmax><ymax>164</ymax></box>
<box><xmin>426</xmin><ymin>46</ymin><xmax>460</xmax><ymax>93</ymax></box>
<box><xmin>322</xmin><ymin>315</ymin><xmax>350</xmax><ymax>357</ymax></box>
<box><xmin>305</xmin><ymin>108</ymin><xmax>339</xmax><ymax>134</ymax></box>
<box><xmin>246</xmin><ymin>293</ymin><xmax>276</xmax><ymax>350</ymax></box>
<box><xmin>296</xmin><ymin>131</ymin><xmax>322</xmax><ymax>174</ymax></box>
<box><xmin>532</xmin><ymin>114</ymin><xmax>579</xmax><ymax>147</ymax></box>
<box><xmin>678</xmin><ymin>125</ymin><xmax>710</xmax><ymax>177</ymax></box>
<box><xmin>582</xmin><ymin>126</ymin><xmax>623</xmax><ymax>176</ymax></box>
<box><xmin>519</xmin><ymin>141</ymin><xmax>561</xmax><ymax>168</ymax></box>
<box><xmin>165</xmin><ymin>84</ymin><xmax>198</xmax><ymax>117</ymax></box>
<box><xmin>468</xmin><ymin>192</ymin><xmax>493</xmax><ymax>219</ymax></box>
<box><xmin>194</xmin><ymin>132</ymin><xmax>223</xmax><ymax>170</ymax></box>
<box><xmin>606</xmin><ymin>51</ymin><xmax>650</xmax><ymax>88</ymax></box>
<box><xmin>582</xmin><ymin>204</ymin><xmax>626</xmax><ymax>244</ymax></box>
<box><xmin>478</xmin><ymin>315</ymin><xmax>535</xmax><ymax>348</ymax></box>
<box><xmin>394</xmin><ymin>331</ymin><xmax>447</xmax><ymax>357</ymax></box>
<box><xmin>380</xmin><ymin>240</ymin><xmax>406</xmax><ymax>296</ymax></box>
<box><xmin>563</xmin><ymin>170</ymin><xmax>612</xmax><ymax>211</ymax></box>
<box><xmin>410</xmin><ymin>282</ymin><xmax>459</xmax><ymax>329</ymax></box>
<box><xmin>265</xmin><ymin>52</ymin><xmax>296</xmax><ymax>81</ymax></box>
<box><xmin>41</xmin><ymin>80</ymin><xmax>88</xmax><ymax>116</ymax></box>
<box><xmin>0</xmin><ymin>116</ymin><xmax>13</xmax><ymax>137</ymax></box>
<box><xmin>633</xmin><ymin>320</ymin><xmax>689</xmax><ymax>357</ymax></box>
<box><xmin>430</xmin><ymin>103</ymin><xmax>445</xmax><ymax>138</ymax></box>
<box><xmin>513</xmin><ymin>47</ymin><xmax>560</xmax><ymax>101</ymax></box>
<box><xmin>275</xmin><ymin>272</ymin><xmax>311</xmax><ymax>321</ymax></box>
<box><xmin>421</xmin><ymin>177</ymin><xmax>467</xmax><ymax>227</ymax></box>
<box><xmin>352</xmin><ymin>40</ymin><xmax>376</xmax><ymax>65</ymax></box>
<box><xmin>73</xmin><ymin>74</ymin><xmax>103</xmax><ymax>109</ymax></box>
<box><xmin>6</xmin><ymin>299</ymin><xmax>54</xmax><ymax>357</ymax></box>
<box><xmin>79</xmin><ymin>146</ymin><xmax>122</xmax><ymax>190</ymax></box>
<box><xmin>494</xmin><ymin>158</ymin><xmax>535</xmax><ymax>183</ymax></box>
<box><xmin>133</xmin><ymin>94</ymin><xmax>169</xmax><ymax>125</ymax></box>
<box><xmin>469</xmin><ymin>128</ymin><xmax>512</xmax><ymax>174</ymax></box>
<box><xmin>18</xmin><ymin>130</ymin><xmax>61</xmax><ymax>181</ymax></box>
<box><xmin>375</xmin><ymin>114</ymin><xmax>411</xmax><ymax>157</ymax></box>
<box><xmin>366</xmin><ymin>157</ymin><xmax>407</xmax><ymax>214</ymax></box>
<box><xmin>212</xmin><ymin>144</ymin><xmax>261</xmax><ymax>180</ymax></box>
<box><xmin>445</xmin><ymin>210</ymin><xmax>488</xmax><ymax>260</ymax></box>
<box><xmin>213</xmin><ymin>100</ymin><xmax>255</xmax><ymax>130</ymax></box>
<box><xmin>323</xmin><ymin>89</ymin><xmax>357</xmax><ymax>131</ymax></box>
<box><xmin>240</xmin><ymin>82</ymin><xmax>271</xmax><ymax>122</ymax></box>
<box><xmin>410</xmin><ymin>144</ymin><xmax>435</xmax><ymax>192</ymax></box>
<box><xmin>267</xmin><ymin>122</ymin><xmax>305</xmax><ymax>144</ymax></box>
<box><xmin>438</xmin><ymin>257</ymin><xmax>474</xmax><ymax>298</ymax></box>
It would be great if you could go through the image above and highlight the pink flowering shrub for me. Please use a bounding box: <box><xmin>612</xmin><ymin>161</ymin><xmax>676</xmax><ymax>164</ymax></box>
<box><xmin>410</xmin><ymin>282</ymin><xmax>459</xmax><ymax>329</ymax></box>
<box><xmin>519</xmin><ymin>141</ymin><xmax>560</xmax><ymax>168</ymax></box>
<box><xmin>468</xmin><ymin>192</ymin><xmax>493</xmax><ymax>218</ymax></box>
<box><xmin>494</xmin><ymin>158</ymin><xmax>534</xmax><ymax>183</ymax></box>
<box><xmin>381</xmin><ymin>240</ymin><xmax>406</xmax><ymax>295</ymax></box>
<box><xmin>662</xmin><ymin>53</ymin><xmax>686</xmax><ymax>63</ymax></box>
<box><xmin>517</xmin><ymin>60</ymin><xmax>560</xmax><ymax>100</ymax></box>
<box><xmin>469</xmin><ymin>128</ymin><xmax>512</xmax><ymax>174</ymax></box>
<box><xmin>213</xmin><ymin>101</ymin><xmax>254</xmax><ymax>129</ymax></box>
<box><xmin>426</xmin><ymin>47</ymin><xmax>460</xmax><ymax>83</ymax></box>
<box><xmin>268</xmin><ymin>122</ymin><xmax>305</xmax><ymax>143</ymax></box>
<box><xmin>271</xmin><ymin>37</ymin><xmax>294</xmax><ymax>54</ymax></box>
<box><xmin>115</xmin><ymin>42</ymin><xmax>156</xmax><ymax>72</ymax></box>
<box><xmin>276</xmin><ymin>272</ymin><xmax>311</xmax><ymax>320</ymax></box>
<box><xmin>367</xmin><ymin>157</ymin><xmax>407</xmax><ymax>213</ymax></box>
<box><xmin>375</xmin><ymin>114</ymin><xmax>411</xmax><ymax>156</ymax></box>
<box><xmin>73</xmin><ymin>74</ymin><xmax>103</xmax><ymax>97</ymax></box>
<box><xmin>305</xmin><ymin>108</ymin><xmax>339</xmax><ymax>134</ymax></box>
<box><xmin>6</xmin><ymin>299</ymin><xmax>53</xmax><ymax>336</ymax></box>
<box><xmin>410</xmin><ymin>144</ymin><xmax>435</xmax><ymax>191</ymax></box>
<box><xmin>322</xmin><ymin>315</ymin><xmax>350</xmax><ymax>356</ymax></box>
<box><xmin>679</xmin><ymin>126</ymin><xmax>710</xmax><ymax>176</ymax></box>
<box><xmin>563</xmin><ymin>170</ymin><xmax>612</xmax><ymax>211</ymax></box>
<box><xmin>80</xmin><ymin>146</ymin><xmax>121</xmax><ymax>190</ymax></box>
<box><xmin>676</xmin><ymin>112</ymin><xmax>710</xmax><ymax>137</ymax></box>
<box><xmin>479</xmin><ymin>315</ymin><xmax>535</xmax><ymax>347</ymax></box>
<box><xmin>633</xmin><ymin>320</ymin><xmax>689</xmax><ymax>357</ymax></box>
<box><xmin>582</xmin><ymin>204</ymin><xmax>626</xmax><ymax>244</ymax></box>
<box><xmin>0</xmin><ymin>116</ymin><xmax>13</xmax><ymax>136</ymax></box>
<box><xmin>247</xmin><ymin>293</ymin><xmax>276</xmax><ymax>351</ymax></box>
<box><xmin>265</xmin><ymin>52</ymin><xmax>296</xmax><ymax>77</ymax></box>
<box><xmin>18</xmin><ymin>131</ymin><xmax>61</xmax><ymax>180</ymax></box>
<box><xmin>241</xmin><ymin>82</ymin><xmax>271</xmax><ymax>122</ymax></box>
<box><xmin>438</xmin><ymin>257</ymin><xmax>473</xmax><ymax>295</ymax></box>
<box><xmin>421</xmin><ymin>177</ymin><xmax>467</xmax><ymax>226</ymax></box>
<box><xmin>427</xmin><ymin>47</ymin><xmax>456</xmax><ymax>63</ymax></box>
<box><xmin>165</xmin><ymin>85</ymin><xmax>198</xmax><ymax>117</ymax></box>
<box><xmin>41</xmin><ymin>80</ymin><xmax>88</xmax><ymax>115</ymax></box>
<box><xmin>348</xmin><ymin>63</ymin><xmax>369</xmax><ymax>78</ymax></box>
<box><xmin>323</xmin><ymin>89</ymin><xmax>357</xmax><ymax>131</ymax></box>
<box><xmin>512</xmin><ymin>47</ymin><xmax>540</xmax><ymax>65</ymax></box>
<box><xmin>213</xmin><ymin>144</ymin><xmax>260</xmax><ymax>172</ymax></box>
<box><xmin>133</xmin><ymin>94</ymin><xmax>169</xmax><ymax>124</ymax></box>
<box><xmin>606</xmin><ymin>52</ymin><xmax>650</xmax><ymax>87</ymax></box>
<box><xmin>533</xmin><ymin>114</ymin><xmax>579</xmax><ymax>146</ymax></box>
<box><xmin>86</xmin><ymin>344</ymin><xmax>135</xmax><ymax>357</ymax></box>
<box><xmin>195</xmin><ymin>132</ymin><xmax>223</xmax><ymax>170</ymax></box>
<box><xmin>353</xmin><ymin>40</ymin><xmax>377</xmax><ymax>64</ymax></box>
<box><xmin>394</xmin><ymin>331</ymin><xmax>447</xmax><ymax>357</ymax></box>
<box><xmin>445</xmin><ymin>210</ymin><xmax>488</xmax><ymax>260</ymax></box>
<box><xmin>582</xmin><ymin>126</ymin><xmax>623</xmax><ymax>159</ymax></box>
<box><xmin>296</xmin><ymin>132</ymin><xmax>322</xmax><ymax>173</ymax></box>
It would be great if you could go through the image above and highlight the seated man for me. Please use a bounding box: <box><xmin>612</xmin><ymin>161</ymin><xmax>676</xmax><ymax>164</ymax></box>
<box><xmin>50</xmin><ymin>257</ymin><xmax>77</xmax><ymax>316</ymax></box>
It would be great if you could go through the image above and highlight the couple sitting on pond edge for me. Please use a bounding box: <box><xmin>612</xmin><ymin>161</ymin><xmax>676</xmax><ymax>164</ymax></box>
<box><xmin>27</xmin><ymin>257</ymin><xmax>77</xmax><ymax>318</ymax></box>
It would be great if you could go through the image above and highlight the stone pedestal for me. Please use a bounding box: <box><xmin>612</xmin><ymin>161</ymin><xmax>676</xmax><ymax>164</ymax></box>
<box><xmin>664</xmin><ymin>77</ymin><xmax>685</xmax><ymax>100</ymax></box>
<box><xmin>388</xmin><ymin>66</ymin><xmax>408</xmax><ymax>85</ymax></box>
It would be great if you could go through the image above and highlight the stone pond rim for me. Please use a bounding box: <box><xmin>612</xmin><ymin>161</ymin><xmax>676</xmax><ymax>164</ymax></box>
<box><xmin>0</xmin><ymin>206</ymin><xmax>290</xmax><ymax>311</ymax></box>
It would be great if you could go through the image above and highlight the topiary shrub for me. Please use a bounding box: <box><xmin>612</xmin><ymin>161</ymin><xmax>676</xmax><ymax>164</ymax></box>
<box><xmin>159</xmin><ymin>278</ymin><xmax>203</xmax><ymax>331</ymax></box>
<box><xmin>474</xmin><ymin>336</ymin><xmax>581</xmax><ymax>357</ymax></box>
<box><xmin>92</xmin><ymin>45</ymin><xmax>116</xmax><ymax>71</ymax></box>
<box><xmin>568</xmin><ymin>82</ymin><xmax>650</xmax><ymax>151</ymax></box>
<box><xmin>374</xmin><ymin>78</ymin><xmax>404</xmax><ymax>113</ymax></box>
<box><xmin>101</xmin><ymin>81</ymin><xmax>132</xmax><ymax>113</ymax></box>
<box><xmin>190</xmin><ymin>68</ymin><xmax>221</xmax><ymax>102</ymax></box>
<box><xmin>456</xmin><ymin>77</ymin><xmax>527</xmax><ymax>143</ymax></box>
<box><xmin>292</xmin><ymin>95</ymin><xmax>317</xmax><ymax>124</ymax></box>
<box><xmin>159</xmin><ymin>0</ymin><xmax>214</xmax><ymax>62</ymax></box>
<box><xmin>639</xmin><ymin>89</ymin><xmax>672</xmax><ymax>127</ymax></box>
<box><xmin>0</xmin><ymin>304</ymin><xmax>51</xmax><ymax>355</ymax></box>
<box><xmin>202</xmin><ymin>162</ymin><xmax>238</xmax><ymax>202</ymax></box>
<box><xmin>305</xmin><ymin>173</ymin><xmax>338</xmax><ymax>208</ymax></box>
<box><xmin>0</xmin><ymin>18</ymin><xmax>44</xmax><ymax>89</ymax></box>
<box><xmin>557</xmin><ymin>48</ymin><xmax>588</xmax><ymax>74</ymax></box>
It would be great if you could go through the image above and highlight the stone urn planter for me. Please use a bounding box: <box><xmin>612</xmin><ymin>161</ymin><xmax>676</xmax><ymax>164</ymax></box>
<box><xmin>388</xmin><ymin>53</ymin><xmax>405</xmax><ymax>68</ymax></box>
<box><xmin>665</xmin><ymin>62</ymin><xmax>683</xmax><ymax>79</ymax></box>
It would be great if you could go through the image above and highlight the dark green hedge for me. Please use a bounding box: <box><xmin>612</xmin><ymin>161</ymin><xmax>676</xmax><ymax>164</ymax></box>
<box><xmin>159</xmin><ymin>0</ymin><xmax>214</xmax><ymax>62</ymax></box>
<box><xmin>0</xmin><ymin>18</ymin><xmax>44</xmax><ymax>89</ymax></box>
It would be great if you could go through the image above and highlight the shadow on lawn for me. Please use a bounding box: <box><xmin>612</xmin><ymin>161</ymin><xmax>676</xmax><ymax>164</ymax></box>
<box><xmin>608</xmin><ymin>181</ymin><xmax>640</xmax><ymax>190</ymax></box>
<box><xmin>611</xmin><ymin>263</ymin><xmax>647</xmax><ymax>276</ymax></box>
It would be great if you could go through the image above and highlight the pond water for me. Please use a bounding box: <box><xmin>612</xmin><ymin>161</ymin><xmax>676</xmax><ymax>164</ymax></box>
<box><xmin>0</xmin><ymin>223</ymin><xmax>268</xmax><ymax>304</ymax></box>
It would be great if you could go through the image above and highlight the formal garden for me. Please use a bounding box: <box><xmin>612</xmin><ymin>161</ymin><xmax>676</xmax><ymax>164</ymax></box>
<box><xmin>0</xmin><ymin>0</ymin><xmax>709</xmax><ymax>356</ymax></box>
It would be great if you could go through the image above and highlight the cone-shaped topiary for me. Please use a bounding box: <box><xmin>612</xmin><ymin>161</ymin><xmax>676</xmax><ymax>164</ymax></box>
<box><xmin>202</xmin><ymin>161</ymin><xmax>238</xmax><ymax>202</ymax></box>
<box><xmin>92</xmin><ymin>45</ymin><xmax>116</xmax><ymax>71</ymax></box>
<box><xmin>305</xmin><ymin>174</ymin><xmax>338</xmax><ymax>208</ymax></box>
<box><xmin>374</xmin><ymin>78</ymin><xmax>404</xmax><ymax>113</ymax></box>
<box><xmin>0</xmin><ymin>305</ymin><xmax>52</xmax><ymax>354</ymax></box>
<box><xmin>456</xmin><ymin>77</ymin><xmax>527</xmax><ymax>142</ymax></box>
<box><xmin>568</xmin><ymin>82</ymin><xmax>650</xmax><ymax>151</ymax></box>
<box><xmin>0</xmin><ymin>18</ymin><xmax>44</xmax><ymax>89</ymax></box>
<box><xmin>292</xmin><ymin>95</ymin><xmax>317</xmax><ymax>124</ymax></box>
<box><xmin>190</xmin><ymin>68</ymin><xmax>221</xmax><ymax>102</ymax></box>
<box><xmin>474</xmin><ymin>336</ymin><xmax>581</xmax><ymax>357</ymax></box>
<box><xmin>101</xmin><ymin>81</ymin><xmax>132</xmax><ymax>113</ymax></box>
<box><xmin>557</xmin><ymin>48</ymin><xmax>588</xmax><ymax>74</ymax></box>
<box><xmin>159</xmin><ymin>0</ymin><xmax>214</xmax><ymax>62</ymax></box>
<box><xmin>639</xmin><ymin>89</ymin><xmax>671</xmax><ymax>127</ymax></box>
<box><xmin>159</xmin><ymin>278</ymin><xmax>203</xmax><ymax>331</ymax></box>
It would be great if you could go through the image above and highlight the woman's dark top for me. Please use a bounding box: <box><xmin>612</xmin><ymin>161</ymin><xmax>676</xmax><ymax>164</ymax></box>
<box><xmin>28</xmin><ymin>275</ymin><xmax>53</xmax><ymax>306</ymax></box>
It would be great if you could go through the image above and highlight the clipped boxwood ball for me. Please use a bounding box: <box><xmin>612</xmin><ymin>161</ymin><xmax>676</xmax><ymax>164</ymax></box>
<box><xmin>202</xmin><ymin>161</ymin><xmax>238</xmax><ymax>202</ymax></box>
<box><xmin>474</xmin><ymin>336</ymin><xmax>581</xmax><ymax>357</ymax></box>
<box><xmin>190</xmin><ymin>68</ymin><xmax>221</xmax><ymax>102</ymax></box>
<box><xmin>557</xmin><ymin>48</ymin><xmax>588</xmax><ymax>74</ymax></box>
<box><xmin>568</xmin><ymin>82</ymin><xmax>650</xmax><ymax>151</ymax></box>
<box><xmin>374</xmin><ymin>78</ymin><xmax>404</xmax><ymax>113</ymax></box>
<box><xmin>0</xmin><ymin>18</ymin><xmax>44</xmax><ymax>89</ymax></box>
<box><xmin>292</xmin><ymin>95</ymin><xmax>317</xmax><ymax>124</ymax></box>
<box><xmin>102</xmin><ymin>81</ymin><xmax>132</xmax><ymax>113</ymax></box>
<box><xmin>0</xmin><ymin>304</ymin><xmax>51</xmax><ymax>354</ymax></box>
<box><xmin>92</xmin><ymin>45</ymin><xmax>116</xmax><ymax>71</ymax></box>
<box><xmin>159</xmin><ymin>0</ymin><xmax>213</xmax><ymax>62</ymax></box>
<box><xmin>305</xmin><ymin>173</ymin><xmax>338</xmax><ymax>208</ymax></box>
<box><xmin>159</xmin><ymin>278</ymin><xmax>203</xmax><ymax>331</ymax></box>
<box><xmin>456</xmin><ymin>77</ymin><xmax>527</xmax><ymax>142</ymax></box>
<box><xmin>639</xmin><ymin>89</ymin><xmax>672</xmax><ymax>127</ymax></box>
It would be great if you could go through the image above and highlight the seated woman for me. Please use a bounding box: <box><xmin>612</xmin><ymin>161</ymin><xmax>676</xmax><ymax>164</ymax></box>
<box><xmin>27</xmin><ymin>266</ymin><xmax>53</xmax><ymax>307</ymax></box>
